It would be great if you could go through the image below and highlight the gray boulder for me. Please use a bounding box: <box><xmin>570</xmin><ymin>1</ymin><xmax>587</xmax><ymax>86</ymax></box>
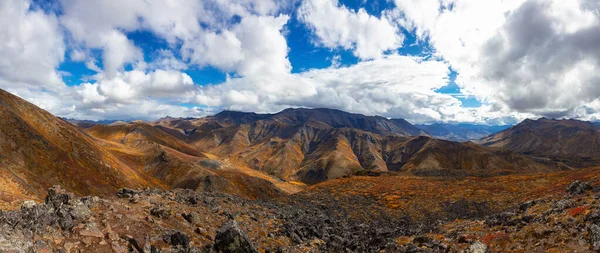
<box><xmin>589</xmin><ymin>224</ymin><xmax>600</xmax><ymax>251</ymax></box>
<box><xmin>463</xmin><ymin>241</ymin><xmax>490</xmax><ymax>253</ymax></box>
<box><xmin>214</xmin><ymin>220</ymin><xmax>258</xmax><ymax>253</ymax></box>
<box><xmin>566</xmin><ymin>181</ymin><xmax>592</xmax><ymax>196</ymax></box>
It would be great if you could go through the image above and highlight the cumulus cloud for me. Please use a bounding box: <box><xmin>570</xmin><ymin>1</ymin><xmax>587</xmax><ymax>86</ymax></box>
<box><xmin>46</xmin><ymin>0</ymin><xmax>294</xmax><ymax>119</ymax></box>
<box><xmin>181</xmin><ymin>14</ymin><xmax>291</xmax><ymax>77</ymax></box>
<box><xmin>298</xmin><ymin>0</ymin><xmax>403</xmax><ymax>59</ymax></box>
<box><xmin>5</xmin><ymin>0</ymin><xmax>583</xmax><ymax>124</ymax></box>
<box><xmin>478</xmin><ymin>0</ymin><xmax>600</xmax><ymax>114</ymax></box>
<box><xmin>0</xmin><ymin>0</ymin><xmax>65</xmax><ymax>90</ymax></box>
<box><xmin>394</xmin><ymin>0</ymin><xmax>600</xmax><ymax>120</ymax></box>
<box><xmin>192</xmin><ymin>55</ymin><xmax>488</xmax><ymax>123</ymax></box>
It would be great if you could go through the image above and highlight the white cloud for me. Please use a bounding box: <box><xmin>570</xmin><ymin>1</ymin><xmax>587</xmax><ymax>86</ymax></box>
<box><xmin>5</xmin><ymin>0</ymin><xmax>582</xmax><ymax>124</ymax></box>
<box><xmin>69</xmin><ymin>49</ymin><xmax>86</xmax><ymax>62</ymax></box>
<box><xmin>192</xmin><ymin>55</ymin><xmax>492</xmax><ymax>123</ymax></box>
<box><xmin>393</xmin><ymin>0</ymin><xmax>600</xmax><ymax>120</ymax></box>
<box><xmin>0</xmin><ymin>0</ymin><xmax>65</xmax><ymax>90</ymax></box>
<box><xmin>88</xmin><ymin>70</ymin><xmax>195</xmax><ymax>104</ymax></box>
<box><xmin>390</xmin><ymin>0</ymin><xmax>441</xmax><ymax>39</ymax></box>
<box><xmin>99</xmin><ymin>30</ymin><xmax>144</xmax><ymax>79</ymax></box>
<box><xmin>39</xmin><ymin>0</ymin><xmax>295</xmax><ymax>120</ymax></box>
<box><xmin>149</xmin><ymin>50</ymin><xmax>189</xmax><ymax>71</ymax></box>
<box><xmin>298</xmin><ymin>0</ymin><xmax>404</xmax><ymax>59</ymax></box>
<box><xmin>181</xmin><ymin>30</ymin><xmax>245</xmax><ymax>72</ymax></box>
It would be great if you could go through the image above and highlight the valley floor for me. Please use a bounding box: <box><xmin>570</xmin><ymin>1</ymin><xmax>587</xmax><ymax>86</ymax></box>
<box><xmin>3</xmin><ymin>167</ymin><xmax>600</xmax><ymax>252</ymax></box>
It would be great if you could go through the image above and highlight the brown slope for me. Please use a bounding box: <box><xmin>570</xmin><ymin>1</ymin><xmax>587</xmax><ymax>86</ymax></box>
<box><xmin>292</xmin><ymin>132</ymin><xmax>553</xmax><ymax>183</ymax></box>
<box><xmin>295</xmin><ymin>133</ymin><xmax>364</xmax><ymax>184</ymax></box>
<box><xmin>155</xmin><ymin>109</ymin><xmax>429</xmax><ymax>182</ymax></box>
<box><xmin>0</xmin><ymin>89</ymin><xmax>157</xmax><ymax>204</ymax></box>
<box><xmin>480</xmin><ymin>118</ymin><xmax>600</xmax><ymax>167</ymax></box>
<box><xmin>295</xmin><ymin>166</ymin><xmax>600</xmax><ymax>223</ymax></box>
<box><xmin>397</xmin><ymin>137</ymin><xmax>554</xmax><ymax>177</ymax></box>
<box><xmin>142</xmin><ymin>145</ymin><xmax>287</xmax><ymax>199</ymax></box>
<box><xmin>86</xmin><ymin>123</ymin><xmax>206</xmax><ymax>157</ymax></box>
<box><xmin>84</xmin><ymin>122</ymin><xmax>300</xmax><ymax>198</ymax></box>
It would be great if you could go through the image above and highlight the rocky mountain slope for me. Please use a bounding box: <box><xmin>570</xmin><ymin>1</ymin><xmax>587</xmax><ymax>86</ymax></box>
<box><xmin>3</xmin><ymin>168</ymin><xmax>600</xmax><ymax>252</ymax></box>
<box><xmin>0</xmin><ymin>89</ymin><xmax>159</xmax><ymax>208</ymax></box>
<box><xmin>85</xmin><ymin>123</ymin><xmax>299</xmax><ymax>200</ymax></box>
<box><xmin>416</xmin><ymin>123</ymin><xmax>511</xmax><ymax>142</ymax></box>
<box><xmin>480</xmin><ymin>118</ymin><xmax>600</xmax><ymax>167</ymax></box>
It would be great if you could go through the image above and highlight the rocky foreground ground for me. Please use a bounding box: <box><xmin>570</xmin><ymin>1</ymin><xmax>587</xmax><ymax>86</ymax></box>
<box><xmin>2</xmin><ymin>180</ymin><xmax>600</xmax><ymax>252</ymax></box>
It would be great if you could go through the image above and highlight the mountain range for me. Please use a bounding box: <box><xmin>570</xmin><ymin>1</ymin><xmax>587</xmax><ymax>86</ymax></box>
<box><xmin>3</xmin><ymin>86</ymin><xmax>600</xmax><ymax>201</ymax></box>
<box><xmin>6</xmin><ymin>87</ymin><xmax>600</xmax><ymax>251</ymax></box>
<box><xmin>0</xmin><ymin>88</ymin><xmax>564</xmax><ymax>205</ymax></box>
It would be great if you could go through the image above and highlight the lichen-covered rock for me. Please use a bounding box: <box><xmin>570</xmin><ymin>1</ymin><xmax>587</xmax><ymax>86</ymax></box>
<box><xmin>45</xmin><ymin>185</ymin><xmax>75</xmax><ymax>209</ymax></box>
<box><xmin>20</xmin><ymin>200</ymin><xmax>36</xmax><ymax>209</ymax></box>
<box><xmin>0</xmin><ymin>227</ymin><xmax>33</xmax><ymax>253</ymax></box>
<box><xmin>566</xmin><ymin>181</ymin><xmax>593</xmax><ymax>196</ymax></box>
<box><xmin>589</xmin><ymin>224</ymin><xmax>600</xmax><ymax>251</ymax></box>
<box><xmin>214</xmin><ymin>220</ymin><xmax>259</xmax><ymax>253</ymax></box>
<box><xmin>151</xmin><ymin>207</ymin><xmax>173</xmax><ymax>218</ymax></box>
<box><xmin>182</xmin><ymin>212</ymin><xmax>201</xmax><ymax>225</ymax></box>
<box><xmin>519</xmin><ymin>200</ymin><xmax>536</xmax><ymax>212</ymax></box>
<box><xmin>116</xmin><ymin>188</ymin><xmax>140</xmax><ymax>198</ymax></box>
<box><xmin>463</xmin><ymin>241</ymin><xmax>490</xmax><ymax>253</ymax></box>
<box><xmin>69</xmin><ymin>202</ymin><xmax>91</xmax><ymax>220</ymax></box>
<box><xmin>164</xmin><ymin>231</ymin><xmax>190</xmax><ymax>248</ymax></box>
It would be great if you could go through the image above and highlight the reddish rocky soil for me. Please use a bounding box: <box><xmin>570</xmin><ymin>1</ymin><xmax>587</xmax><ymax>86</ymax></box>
<box><xmin>4</xmin><ymin>168</ymin><xmax>600</xmax><ymax>252</ymax></box>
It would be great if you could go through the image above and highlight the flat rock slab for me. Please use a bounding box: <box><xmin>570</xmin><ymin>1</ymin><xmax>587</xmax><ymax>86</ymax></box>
<box><xmin>79</xmin><ymin>229</ymin><xmax>104</xmax><ymax>238</ymax></box>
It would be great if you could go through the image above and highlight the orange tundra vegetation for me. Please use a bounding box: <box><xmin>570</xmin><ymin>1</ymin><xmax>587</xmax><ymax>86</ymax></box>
<box><xmin>297</xmin><ymin>166</ymin><xmax>600</xmax><ymax>221</ymax></box>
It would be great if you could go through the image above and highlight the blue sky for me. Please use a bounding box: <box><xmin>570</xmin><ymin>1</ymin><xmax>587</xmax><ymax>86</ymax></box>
<box><xmin>54</xmin><ymin>0</ymin><xmax>480</xmax><ymax>111</ymax></box>
<box><xmin>2</xmin><ymin>0</ymin><xmax>598</xmax><ymax>124</ymax></box>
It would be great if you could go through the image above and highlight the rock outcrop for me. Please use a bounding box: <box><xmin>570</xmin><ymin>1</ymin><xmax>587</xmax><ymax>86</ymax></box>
<box><xmin>214</xmin><ymin>220</ymin><xmax>259</xmax><ymax>253</ymax></box>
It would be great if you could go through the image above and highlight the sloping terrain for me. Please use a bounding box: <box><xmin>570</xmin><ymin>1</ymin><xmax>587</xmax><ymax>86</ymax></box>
<box><xmin>393</xmin><ymin>137</ymin><xmax>554</xmax><ymax>177</ymax></box>
<box><xmin>0</xmin><ymin>89</ymin><xmax>159</xmax><ymax>203</ymax></box>
<box><xmin>480</xmin><ymin>118</ymin><xmax>600</xmax><ymax>167</ymax></box>
<box><xmin>85</xmin><ymin>123</ymin><xmax>299</xmax><ymax>199</ymax></box>
<box><xmin>417</xmin><ymin>123</ymin><xmax>511</xmax><ymax>142</ymax></box>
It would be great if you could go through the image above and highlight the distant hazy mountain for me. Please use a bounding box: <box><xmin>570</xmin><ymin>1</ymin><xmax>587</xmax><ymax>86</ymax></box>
<box><xmin>62</xmin><ymin>118</ymin><xmax>121</xmax><ymax>128</ymax></box>
<box><xmin>416</xmin><ymin>123</ymin><xmax>512</xmax><ymax>142</ymax></box>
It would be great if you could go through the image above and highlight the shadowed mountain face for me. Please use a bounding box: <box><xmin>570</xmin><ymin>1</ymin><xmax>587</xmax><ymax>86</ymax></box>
<box><xmin>417</xmin><ymin>123</ymin><xmax>512</xmax><ymax>142</ymax></box>
<box><xmin>480</xmin><ymin>118</ymin><xmax>600</xmax><ymax>167</ymax></box>
<box><xmin>204</xmin><ymin>108</ymin><xmax>430</xmax><ymax>136</ymax></box>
